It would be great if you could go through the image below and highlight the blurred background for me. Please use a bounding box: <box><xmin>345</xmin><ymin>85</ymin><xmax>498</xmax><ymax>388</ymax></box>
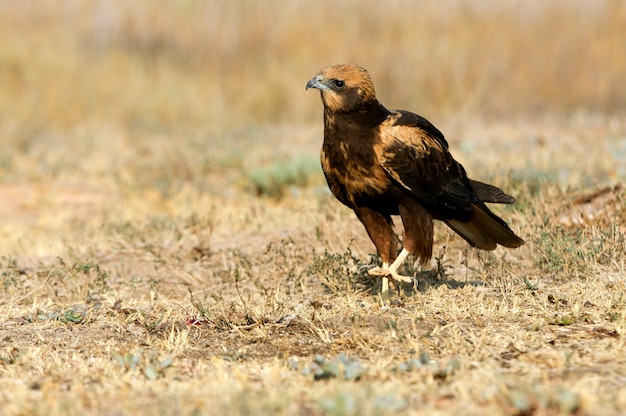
<box><xmin>0</xmin><ymin>0</ymin><xmax>625</xmax><ymax>245</ymax></box>
<box><xmin>1</xmin><ymin>0</ymin><xmax>624</xmax><ymax>133</ymax></box>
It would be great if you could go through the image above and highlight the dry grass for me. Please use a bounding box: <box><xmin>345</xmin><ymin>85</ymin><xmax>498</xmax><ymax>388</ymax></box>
<box><xmin>1</xmin><ymin>1</ymin><xmax>626</xmax><ymax>415</ymax></box>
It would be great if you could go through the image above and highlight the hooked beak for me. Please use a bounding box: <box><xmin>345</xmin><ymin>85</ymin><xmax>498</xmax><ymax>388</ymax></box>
<box><xmin>306</xmin><ymin>74</ymin><xmax>329</xmax><ymax>91</ymax></box>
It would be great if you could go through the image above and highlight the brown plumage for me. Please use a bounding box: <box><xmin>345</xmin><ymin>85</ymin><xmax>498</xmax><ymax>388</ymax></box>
<box><xmin>306</xmin><ymin>64</ymin><xmax>524</xmax><ymax>291</ymax></box>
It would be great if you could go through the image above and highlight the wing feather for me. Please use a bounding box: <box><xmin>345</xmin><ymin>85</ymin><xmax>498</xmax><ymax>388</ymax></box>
<box><xmin>379</xmin><ymin>111</ymin><xmax>473</xmax><ymax>218</ymax></box>
<box><xmin>469</xmin><ymin>179</ymin><xmax>516</xmax><ymax>204</ymax></box>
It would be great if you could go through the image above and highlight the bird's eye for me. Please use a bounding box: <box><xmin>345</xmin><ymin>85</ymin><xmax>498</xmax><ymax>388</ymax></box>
<box><xmin>332</xmin><ymin>79</ymin><xmax>345</xmax><ymax>88</ymax></box>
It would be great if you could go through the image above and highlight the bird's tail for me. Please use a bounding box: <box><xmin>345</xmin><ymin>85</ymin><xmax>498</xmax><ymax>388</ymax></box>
<box><xmin>445</xmin><ymin>203</ymin><xmax>524</xmax><ymax>250</ymax></box>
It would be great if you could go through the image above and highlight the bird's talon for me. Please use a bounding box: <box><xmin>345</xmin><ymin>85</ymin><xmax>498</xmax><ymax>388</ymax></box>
<box><xmin>389</xmin><ymin>272</ymin><xmax>413</xmax><ymax>283</ymax></box>
<box><xmin>411</xmin><ymin>276</ymin><xmax>419</xmax><ymax>289</ymax></box>
<box><xmin>368</xmin><ymin>266</ymin><xmax>414</xmax><ymax>284</ymax></box>
<box><xmin>367</xmin><ymin>266</ymin><xmax>387</xmax><ymax>277</ymax></box>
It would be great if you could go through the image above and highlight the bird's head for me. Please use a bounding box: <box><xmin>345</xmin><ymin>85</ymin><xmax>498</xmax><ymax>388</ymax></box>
<box><xmin>306</xmin><ymin>64</ymin><xmax>376</xmax><ymax>113</ymax></box>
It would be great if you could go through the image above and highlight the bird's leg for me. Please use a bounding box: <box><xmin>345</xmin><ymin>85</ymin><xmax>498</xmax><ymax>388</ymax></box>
<box><xmin>387</xmin><ymin>248</ymin><xmax>412</xmax><ymax>281</ymax></box>
<box><xmin>368</xmin><ymin>248</ymin><xmax>414</xmax><ymax>283</ymax></box>
<box><xmin>379</xmin><ymin>263</ymin><xmax>390</xmax><ymax>295</ymax></box>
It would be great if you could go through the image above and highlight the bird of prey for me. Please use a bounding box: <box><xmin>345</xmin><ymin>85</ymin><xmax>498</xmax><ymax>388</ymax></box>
<box><xmin>306</xmin><ymin>64</ymin><xmax>524</xmax><ymax>294</ymax></box>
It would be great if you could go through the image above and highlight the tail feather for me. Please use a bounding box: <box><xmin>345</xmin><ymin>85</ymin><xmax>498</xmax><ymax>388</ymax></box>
<box><xmin>445</xmin><ymin>203</ymin><xmax>524</xmax><ymax>250</ymax></box>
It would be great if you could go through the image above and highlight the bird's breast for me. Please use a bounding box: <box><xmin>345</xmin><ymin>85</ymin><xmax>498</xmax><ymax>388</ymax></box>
<box><xmin>321</xmin><ymin>133</ymin><xmax>395</xmax><ymax>209</ymax></box>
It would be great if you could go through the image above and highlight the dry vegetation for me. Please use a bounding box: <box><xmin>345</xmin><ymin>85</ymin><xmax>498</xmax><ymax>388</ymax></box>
<box><xmin>1</xmin><ymin>1</ymin><xmax>626</xmax><ymax>415</ymax></box>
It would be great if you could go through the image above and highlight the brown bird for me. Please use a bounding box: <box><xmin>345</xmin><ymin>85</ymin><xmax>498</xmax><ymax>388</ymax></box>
<box><xmin>306</xmin><ymin>64</ymin><xmax>524</xmax><ymax>293</ymax></box>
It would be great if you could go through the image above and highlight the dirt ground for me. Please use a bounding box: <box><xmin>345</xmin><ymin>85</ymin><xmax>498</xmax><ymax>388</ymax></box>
<box><xmin>1</xmin><ymin>117</ymin><xmax>626</xmax><ymax>415</ymax></box>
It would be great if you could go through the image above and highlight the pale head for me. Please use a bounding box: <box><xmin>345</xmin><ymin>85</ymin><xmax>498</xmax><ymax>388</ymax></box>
<box><xmin>306</xmin><ymin>64</ymin><xmax>377</xmax><ymax>113</ymax></box>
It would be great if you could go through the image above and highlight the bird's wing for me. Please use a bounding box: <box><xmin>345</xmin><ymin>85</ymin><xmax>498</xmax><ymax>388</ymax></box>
<box><xmin>468</xmin><ymin>179</ymin><xmax>516</xmax><ymax>204</ymax></box>
<box><xmin>379</xmin><ymin>110</ymin><xmax>473</xmax><ymax>210</ymax></box>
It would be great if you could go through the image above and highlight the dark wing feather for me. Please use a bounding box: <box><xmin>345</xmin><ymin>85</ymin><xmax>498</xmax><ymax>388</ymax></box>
<box><xmin>379</xmin><ymin>111</ymin><xmax>474</xmax><ymax>220</ymax></box>
<box><xmin>469</xmin><ymin>179</ymin><xmax>516</xmax><ymax>204</ymax></box>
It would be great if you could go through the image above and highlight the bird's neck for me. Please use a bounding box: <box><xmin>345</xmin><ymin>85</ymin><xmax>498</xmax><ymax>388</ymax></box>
<box><xmin>322</xmin><ymin>100</ymin><xmax>391</xmax><ymax>151</ymax></box>
<box><xmin>324</xmin><ymin>99</ymin><xmax>390</xmax><ymax>129</ymax></box>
